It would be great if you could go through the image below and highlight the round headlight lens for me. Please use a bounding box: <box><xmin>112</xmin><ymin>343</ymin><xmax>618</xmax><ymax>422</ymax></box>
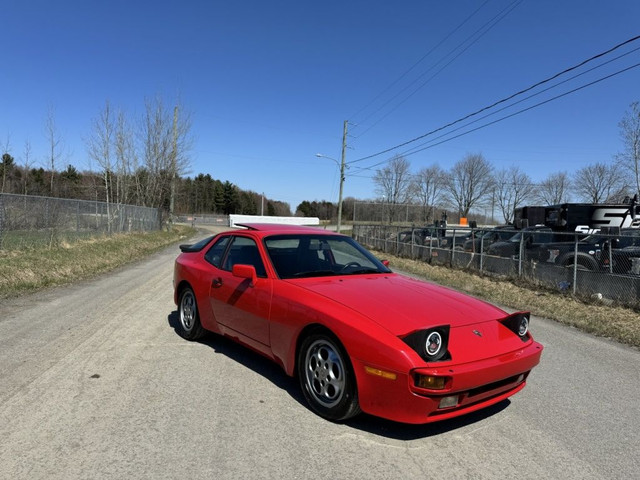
<box><xmin>425</xmin><ymin>331</ymin><xmax>442</xmax><ymax>356</ymax></box>
<box><xmin>518</xmin><ymin>316</ymin><xmax>529</xmax><ymax>336</ymax></box>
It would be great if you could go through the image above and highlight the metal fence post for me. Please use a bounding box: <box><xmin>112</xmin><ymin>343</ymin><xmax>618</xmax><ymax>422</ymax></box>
<box><xmin>480</xmin><ymin>235</ymin><xmax>484</xmax><ymax>272</ymax></box>
<box><xmin>608</xmin><ymin>234</ymin><xmax>613</xmax><ymax>274</ymax></box>
<box><xmin>0</xmin><ymin>194</ymin><xmax>5</xmax><ymax>249</ymax></box>
<box><xmin>410</xmin><ymin>227</ymin><xmax>415</xmax><ymax>258</ymax></box>
<box><xmin>572</xmin><ymin>234</ymin><xmax>578</xmax><ymax>295</ymax></box>
<box><xmin>395</xmin><ymin>226</ymin><xmax>400</xmax><ymax>256</ymax></box>
<box><xmin>429</xmin><ymin>235</ymin><xmax>433</xmax><ymax>260</ymax></box>
<box><xmin>451</xmin><ymin>228</ymin><xmax>456</xmax><ymax>267</ymax></box>
<box><xmin>518</xmin><ymin>235</ymin><xmax>524</xmax><ymax>277</ymax></box>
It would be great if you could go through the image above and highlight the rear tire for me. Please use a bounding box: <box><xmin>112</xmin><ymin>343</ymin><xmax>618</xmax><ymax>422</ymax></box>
<box><xmin>563</xmin><ymin>260</ymin><xmax>596</xmax><ymax>272</ymax></box>
<box><xmin>178</xmin><ymin>286</ymin><xmax>205</xmax><ymax>340</ymax></box>
<box><xmin>298</xmin><ymin>332</ymin><xmax>361</xmax><ymax>422</ymax></box>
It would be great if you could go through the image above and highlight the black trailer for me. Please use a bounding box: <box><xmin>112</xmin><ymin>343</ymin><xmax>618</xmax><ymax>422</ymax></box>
<box><xmin>514</xmin><ymin>197</ymin><xmax>640</xmax><ymax>234</ymax></box>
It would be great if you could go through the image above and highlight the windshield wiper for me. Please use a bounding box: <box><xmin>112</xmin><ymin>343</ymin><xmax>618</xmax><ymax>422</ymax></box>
<box><xmin>291</xmin><ymin>270</ymin><xmax>338</xmax><ymax>278</ymax></box>
<box><xmin>343</xmin><ymin>268</ymin><xmax>382</xmax><ymax>275</ymax></box>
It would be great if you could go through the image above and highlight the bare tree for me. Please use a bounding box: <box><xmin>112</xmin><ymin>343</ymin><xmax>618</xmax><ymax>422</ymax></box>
<box><xmin>137</xmin><ymin>96</ymin><xmax>192</xmax><ymax>210</ymax></box>
<box><xmin>616</xmin><ymin>101</ymin><xmax>640</xmax><ymax>196</ymax></box>
<box><xmin>139</xmin><ymin>96</ymin><xmax>170</xmax><ymax>207</ymax></box>
<box><xmin>21</xmin><ymin>140</ymin><xmax>33</xmax><ymax>195</ymax></box>
<box><xmin>373</xmin><ymin>155</ymin><xmax>412</xmax><ymax>223</ymax></box>
<box><xmin>494</xmin><ymin>166</ymin><xmax>535</xmax><ymax>223</ymax></box>
<box><xmin>44</xmin><ymin>105</ymin><xmax>66</xmax><ymax>196</ymax></box>
<box><xmin>86</xmin><ymin>100</ymin><xmax>115</xmax><ymax>232</ymax></box>
<box><xmin>535</xmin><ymin>172</ymin><xmax>571</xmax><ymax>204</ymax></box>
<box><xmin>443</xmin><ymin>153</ymin><xmax>494</xmax><ymax>219</ymax></box>
<box><xmin>573</xmin><ymin>162</ymin><xmax>629</xmax><ymax>203</ymax></box>
<box><xmin>411</xmin><ymin>164</ymin><xmax>444</xmax><ymax>224</ymax></box>
<box><xmin>114</xmin><ymin>108</ymin><xmax>136</xmax><ymax>207</ymax></box>
<box><xmin>168</xmin><ymin>104</ymin><xmax>193</xmax><ymax>226</ymax></box>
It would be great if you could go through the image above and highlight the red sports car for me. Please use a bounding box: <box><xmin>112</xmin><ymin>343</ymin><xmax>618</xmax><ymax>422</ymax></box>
<box><xmin>173</xmin><ymin>224</ymin><xmax>543</xmax><ymax>424</ymax></box>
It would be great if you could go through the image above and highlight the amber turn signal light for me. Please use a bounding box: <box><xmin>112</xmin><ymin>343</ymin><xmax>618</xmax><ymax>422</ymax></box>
<box><xmin>364</xmin><ymin>366</ymin><xmax>397</xmax><ymax>381</ymax></box>
<box><xmin>414</xmin><ymin>374</ymin><xmax>447</xmax><ymax>390</ymax></box>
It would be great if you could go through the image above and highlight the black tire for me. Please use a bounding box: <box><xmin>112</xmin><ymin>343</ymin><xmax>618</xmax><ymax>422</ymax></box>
<box><xmin>564</xmin><ymin>263</ymin><xmax>591</xmax><ymax>272</ymax></box>
<box><xmin>177</xmin><ymin>286</ymin><xmax>205</xmax><ymax>340</ymax></box>
<box><xmin>562</xmin><ymin>257</ymin><xmax>597</xmax><ymax>272</ymax></box>
<box><xmin>298</xmin><ymin>331</ymin><xmax>361</xmax><ymax>422</ymax></box>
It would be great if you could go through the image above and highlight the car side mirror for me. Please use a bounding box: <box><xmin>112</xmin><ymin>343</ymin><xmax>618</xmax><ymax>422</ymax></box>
<box><xmin>232</xmin><ymin>264</ymin><xmax>258</xmax><ymax>286</ymax></box>
<box><xmin>381</xmin><ymin>259</ymin><xmax>390</xmax><ymax>267</ymax></box>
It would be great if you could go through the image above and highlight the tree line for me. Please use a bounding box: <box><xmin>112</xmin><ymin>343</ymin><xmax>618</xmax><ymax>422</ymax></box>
<box><xmin>301</xmin><ymin>101</ymin><xmax>640</xmax><ymax>225</ymax></box>
<box><xmin>0</xmin><ymin>98</ymin><xmax>290</xmax><ymax>219</ymax></box>
<box><xmin>2</xmin><ymin>101</ymin><xmax>639</xmax><ymax>225</ymax></box>
<box><xmin>0</xmin><ymin>157</ymin><xmax>290</xmax><ymax>218</ymax></box>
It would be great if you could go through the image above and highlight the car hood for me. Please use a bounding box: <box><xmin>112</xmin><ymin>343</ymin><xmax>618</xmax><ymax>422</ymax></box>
<box><xmin>289</xmin><ymin>273</ymin><xmax>505</xmax><ymax>336</ymax></box>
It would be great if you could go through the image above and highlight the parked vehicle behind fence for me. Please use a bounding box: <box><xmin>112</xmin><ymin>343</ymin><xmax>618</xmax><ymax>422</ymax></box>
<box><xmin>600</xmin><ymin>229</ymin><xmax>640</xmax><ymax>274</ymax></box>
<box><xmin>463</xmin><ymin>226</ymin><xmax>514</xmax><ymax>253</ymax></box>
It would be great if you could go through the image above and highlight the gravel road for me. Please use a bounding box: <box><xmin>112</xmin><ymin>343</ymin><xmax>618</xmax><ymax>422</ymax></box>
<box><xmin>1</xmin><ymin>232</ymin><xmax>638</xmax><ymax>479</ymax></box>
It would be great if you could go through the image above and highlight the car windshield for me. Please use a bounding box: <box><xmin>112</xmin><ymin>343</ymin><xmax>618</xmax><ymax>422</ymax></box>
<box><xmin>264</xmin><ymin>234</ymin><xmax>391</xmax><ymax>279</ymax></box>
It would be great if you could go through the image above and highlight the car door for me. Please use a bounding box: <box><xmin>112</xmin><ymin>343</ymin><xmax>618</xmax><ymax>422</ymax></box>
<box><xmin>207</xmin><ymin>235</ymin><xmax>272</xmax><ymax>347</ymax></box>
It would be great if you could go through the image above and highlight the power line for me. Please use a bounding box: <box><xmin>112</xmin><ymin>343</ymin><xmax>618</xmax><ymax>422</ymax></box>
<box><xmin>401</xmin><ymin>62</ymin><xmax>640</xmax><ymax>157</ymax></box>
<box><xmin>351</xmin><ymin>0</ymin><xmax>524</xmax><ymax>142</ymax></box>
<box><xmin>348</xmin><ymin>0</ymin><xmax>492</xmax><ymax>126</ymax></box>
<box><xmin>349</xmin><ymin>34</ymin><xmax>640</xmax><ymax>166</ymax></box>
<box><xmin>401</xmin><ymin>46</ymin><xmax>640</xmax><ymax>157</ymax></box>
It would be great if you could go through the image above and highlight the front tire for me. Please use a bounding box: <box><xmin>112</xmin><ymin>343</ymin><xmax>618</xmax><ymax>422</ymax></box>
<box><xmin>178</xmin><ymin>286</ymin><xmax>205</xmax><ymax>340</ymax></box>
<box><xmin>298</xmin><ymin>332</ymin><xmax>360</xmax><ymax>422</ymax></box>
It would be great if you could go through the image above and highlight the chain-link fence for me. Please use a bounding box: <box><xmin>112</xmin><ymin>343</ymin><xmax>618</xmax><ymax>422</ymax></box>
<box><xmin>353</xmin><ymin>224</ymin><xmax>640</xmax><ymax>309</ymax></box>
<box><xmin>174</xmin><ymin>214</ymin><xmax>229</xmax><ymax>227</ymax></box>
<box><xmin>352</xmin><ymin>201</ymin><xmax>494</xmax><ymax>225</ymax></box>
<box><xmin>0</xmin><ymin>193</ymin><xmax>162</xmax><ymax>250</ymax></box>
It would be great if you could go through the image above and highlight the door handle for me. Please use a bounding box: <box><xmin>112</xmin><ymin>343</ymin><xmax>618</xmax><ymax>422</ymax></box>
<box><xmin>212</xmin><ymin>277</ymin><xmax>223</xmax><ymax>288</ymax></box>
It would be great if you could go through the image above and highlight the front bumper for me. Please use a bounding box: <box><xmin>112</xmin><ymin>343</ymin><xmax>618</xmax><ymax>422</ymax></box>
<box><xmin>353</xmin><ymin>340</ymin><xmax>543</xmax><ymax>424</ymax></box>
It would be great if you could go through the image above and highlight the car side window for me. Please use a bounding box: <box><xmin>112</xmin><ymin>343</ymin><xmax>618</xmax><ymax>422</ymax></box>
<box><xmin>222</xmin><ymin>236</ymin><xmax>267</xmax><ymax>278</ymax></box>
<box><xmin>204</xmin><ymin>236</ymin><xmax>231</xmax><ymax>268</ymax></box>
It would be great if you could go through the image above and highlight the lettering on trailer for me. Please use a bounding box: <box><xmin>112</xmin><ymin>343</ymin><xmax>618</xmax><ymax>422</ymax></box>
<box><xmin>575</xmin><ymin>207</ymin><xmax>640</xmax><ymax>234</ymax></box>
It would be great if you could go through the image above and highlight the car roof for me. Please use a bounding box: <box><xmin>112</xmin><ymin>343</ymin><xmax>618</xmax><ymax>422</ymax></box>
<box><xmin>236</xmin><ymin>223</ymin><xmax>339</xmax><ymax>235</ymax></box>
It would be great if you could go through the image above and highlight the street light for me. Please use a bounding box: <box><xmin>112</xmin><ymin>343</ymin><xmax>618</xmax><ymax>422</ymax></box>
<box><xmin>316</xmin><ymin>120</ymin><xmax>348</xmax><ymax>232</ymax></box>
<box><xmin>316</xmin><ymin>152</ymin><xmax>346</xmax><ymax>232</ymax></box>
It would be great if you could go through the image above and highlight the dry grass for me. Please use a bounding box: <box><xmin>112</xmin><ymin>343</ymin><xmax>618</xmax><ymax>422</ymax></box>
<box><xmin>379</xmin><ymin>252</ymin><xmax>640</xmax><ymax>348</ymax></box>
<box><xmin>0</xmin><ymin>226</ymin><xmax>196</xmax><ymax>298</ymax></box>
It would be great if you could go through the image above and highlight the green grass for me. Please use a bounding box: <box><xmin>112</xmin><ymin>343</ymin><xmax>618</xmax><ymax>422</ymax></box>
<box><xmin>0</xmin><ymin>226</ymin><xmax>196</xmax><ymax>298</ymax></box>
<box><xmin>1</xmin><ymin>229</ymin><xmax>101</xmax><ymax>250</ymax></box>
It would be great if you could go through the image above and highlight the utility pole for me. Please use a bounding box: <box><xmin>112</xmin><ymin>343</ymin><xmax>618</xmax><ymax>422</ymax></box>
<box><xmin>337</xmin><ymin>120</ymin><xmax>348</xmax><ymax>232</ymax></box>
<box><xmin>169</xmin><ymin>105</ymin><xmax>178</xmax><ymax>230</ymax></box>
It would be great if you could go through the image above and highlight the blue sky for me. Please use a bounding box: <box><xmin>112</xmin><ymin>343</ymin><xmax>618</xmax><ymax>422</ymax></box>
<box><xmin>2</xmin><ymin>0</ymin><xmax>640</xmax><ymax>212</ymax></box>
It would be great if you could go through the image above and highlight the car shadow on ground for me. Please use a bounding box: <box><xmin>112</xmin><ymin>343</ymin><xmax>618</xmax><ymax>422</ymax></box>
<box><xmin>167</xmin><ymin>310</ymin><xmax>305</xmax><ymax>404</ymax></box>
<box><xmin>347</xmin><ymin>401</ymin><xmax>510</xmax><ymax>440</ymax></box>
<box><xmin>167</xmin><ymin>310</ymin><xmax>511</xmax><ymax>440</ymax></box>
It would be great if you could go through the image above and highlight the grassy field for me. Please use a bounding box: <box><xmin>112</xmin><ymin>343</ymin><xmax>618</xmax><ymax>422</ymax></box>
<box><xmin>379</xmin><ymin>252</ymin><xmax>640</xmax><ymax>348</ymax></box>
<box><xmin>0</xmin><ymin>226</ymin><xmax>196</xmax><ymax>298</ymax></box>
<box><xmin>0</xmin><ymin>229</ymin><xmax>102</xmax><ymax>250</ymax></box>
